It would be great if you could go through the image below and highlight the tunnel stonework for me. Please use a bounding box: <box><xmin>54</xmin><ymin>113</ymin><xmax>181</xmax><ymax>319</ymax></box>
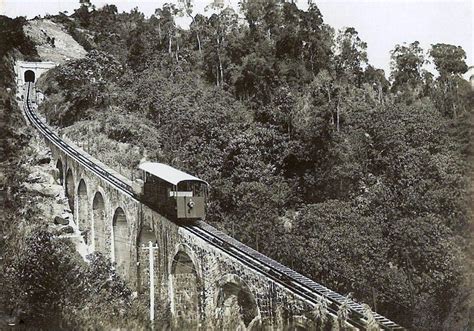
<box><xmin>15</xmin><ymin>61</ymin><xmax>57</xmax><ymax>100</ymax></box>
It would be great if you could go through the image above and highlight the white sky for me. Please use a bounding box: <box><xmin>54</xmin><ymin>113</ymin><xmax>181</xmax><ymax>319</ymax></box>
<box><xmin>1</xmin><ymin>0</ymin><xmax>472</xmax><ymax>76</ymax></box>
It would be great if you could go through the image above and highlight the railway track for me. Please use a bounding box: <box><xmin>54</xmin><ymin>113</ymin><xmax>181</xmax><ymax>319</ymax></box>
<box><xmin>23</xmin><ymin>82</ymin><xmax>404</xmax><ymax>330</ymax></box>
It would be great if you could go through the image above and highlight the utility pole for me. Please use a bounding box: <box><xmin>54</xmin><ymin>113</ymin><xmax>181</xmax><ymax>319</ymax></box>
<box><xmin>142</xmin><ymin>241</ymin><xmax>159</xmax><ymax>323</ymax></box>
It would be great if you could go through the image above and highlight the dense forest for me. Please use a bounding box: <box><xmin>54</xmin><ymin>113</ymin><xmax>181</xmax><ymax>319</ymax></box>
<box><xmin>19</xmin><ymin>0</ymin><xmax>474</xmax><ymax>329</ymax></box>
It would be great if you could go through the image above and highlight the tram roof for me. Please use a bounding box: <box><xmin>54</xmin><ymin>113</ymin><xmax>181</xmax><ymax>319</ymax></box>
<box><xmin>139</xmin><ymin>162</ymin><xmax>208</xmax><ymax>186</ymax></box>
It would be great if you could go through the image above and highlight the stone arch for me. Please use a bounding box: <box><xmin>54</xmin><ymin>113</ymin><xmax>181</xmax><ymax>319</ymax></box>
<box><xmin>24</xmin><ymin>70</ymin><xmax>35</xmax><ymax>83</ymax></box>
<box><xmin>138</xmin><ymin>224</ymin><xmax>157</xmax><ymax>245</ymax></box>
<box><xmin>77</xmin><ymin>179</ymin><xmax>89</xmax><ymax>234</ymax></box>
<box><xmin>215</xmin><ymin>274</ymin><xmax>260</xmax><ymax>330</ymax></box>
<box><xmin>56</xmin><ymin>159</ymin><xmax>64</xmax><ymax>185</ymax></box>
<box><xmin>290</xmin><ymin>315</ymin><xmax>312</xmax><ymax>330</ymax></box>
<box><xmin>137</xmin><ymin>224</ymin><xmax>158</xmax><ymax>293</ymax></box>
<box><xmin>65</xmin><ymin>168</ymin><xmax>75</xmax><ymax>212</ymax></box>
<box><xmin>92</xmin><ymin>191</ymin><xmax>107</xmax><ymax>254</ymax></box>
<box><xmin>170</xmin><ymin>245</ymin><xmax>201</xmax><ymax>326</ymax></box>
<box><xmin>112</xmin><ymin>207</ymin><xmax>129</xmax><ymax>278</ymax></box>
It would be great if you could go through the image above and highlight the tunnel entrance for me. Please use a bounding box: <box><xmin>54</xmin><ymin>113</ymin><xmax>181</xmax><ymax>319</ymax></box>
<box><xmin>24</xmin><ymin>70</ymin><xmax>35</xmax><ymax>83</ymax></box>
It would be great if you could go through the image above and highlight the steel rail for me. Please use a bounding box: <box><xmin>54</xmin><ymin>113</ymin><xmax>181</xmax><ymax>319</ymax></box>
<box><xmin>24</xmin><ymin>83</ymin><xmax>136</xmax><ymax>199</ymax></box>
<box><xmin>191</xmin><ymin>222</ymin><xmax>404</xmax><ymax>330</ymax></box>
<box><xmin>24</xmin><ymin>82</ymin><xmax>404</xmax><ymax>330</ymax></box>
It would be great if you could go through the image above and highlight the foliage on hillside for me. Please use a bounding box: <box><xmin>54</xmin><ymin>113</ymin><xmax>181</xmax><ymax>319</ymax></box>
<box><xmin>3</xmin><ymin>230</ymin><xmax>144</xmax><ymax>329</ymax></box>
<box><xmin>0</xmin><ymin>103</ymin><xmax>153</xmax><ymax>330</ymax></box>
<box><xmin>37</xmin><ymin>1</ymin><xmax>474</xmax><ymax>329</ymax></box>
<box><xmin>0</xmin><ymin>15</ymin><xmax>38</xmax><ymax>88</ymax></box>
<box><xmin>0</xmin><ymin>23</ymin><xmax>152</xmax><ymax>329</ymax></box>
<box><xmin>0</xmin><ymin>16</ymin><xmax>38</xmax><ymax>60</ymax></box>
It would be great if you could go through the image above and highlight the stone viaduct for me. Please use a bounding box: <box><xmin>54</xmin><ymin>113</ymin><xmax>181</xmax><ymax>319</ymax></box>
<box><xmin>19</xmin><ymin>61</ymin><xmax>402</xmax><ymax>330</ymax></box>
<box><xmin>48</xmin><ymin>137</ymin><xmax>325</xmax><ymax>329</ymax></box>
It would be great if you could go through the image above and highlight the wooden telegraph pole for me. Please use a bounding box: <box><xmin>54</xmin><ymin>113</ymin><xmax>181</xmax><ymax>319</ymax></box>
<box><xmin>142</xmin><ymin>241</ymin><xmax>159</xmax><ymax>323</ymax></box>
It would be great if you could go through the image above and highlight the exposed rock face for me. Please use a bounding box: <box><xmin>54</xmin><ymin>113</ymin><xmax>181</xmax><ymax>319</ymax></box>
<box><xmin>54</xmin><ymin>216</ymin><xmax>69</xmax><ymax>225</ymax></box>
<box><xmin>57</xmin><ymin>225</ymin><xmax>74</xmax><ymax>235</ymax></box>
<box><xmin>36</xmin><ymin>150</ymin><xmax>51</xmax><ymax>165</ymax></box>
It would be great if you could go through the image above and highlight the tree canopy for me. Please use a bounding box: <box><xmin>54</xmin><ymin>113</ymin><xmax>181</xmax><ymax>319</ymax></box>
<box><xmin>33</xmin><ymin>1</ymin><xmax>474</xmax><ymax>329</ymax></box>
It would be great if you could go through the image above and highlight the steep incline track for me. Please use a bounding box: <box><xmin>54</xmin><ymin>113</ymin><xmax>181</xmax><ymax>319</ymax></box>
<box><xmin>23</xmin><ymin>82</ymin><xmax>404</xmax><ymax>330</ymax></box>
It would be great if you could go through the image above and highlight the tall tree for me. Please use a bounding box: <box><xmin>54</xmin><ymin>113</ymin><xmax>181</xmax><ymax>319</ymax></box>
<box><xmin>429</xmin><ymin>43</ymin><xmax>468</xmax><ymax>78</ymax></box>
<box><xmin>390</xmin><ymin>41</ymin><xmax>425</xmax><ymax>92</ymax></box>
<box><xmin>301</xmin><ymin>4</ymin><xmax>333</xmax><ymax>76</ymax></box>
<box><xmin>205</xmin><ymin>7</ymin><xmax>239</xmax><ymax>87</ymax></box>
<box><xmin>334</xmin><ymin>27</ymin><xmax>368</xmax><ymax>85</ymax></box>
<box><xmin>429</xmin><ymin>43</ymin><xmax>469</xmax><ymax>117</ymax></box>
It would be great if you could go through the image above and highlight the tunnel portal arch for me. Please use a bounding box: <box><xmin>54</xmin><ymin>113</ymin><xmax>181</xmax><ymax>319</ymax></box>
<box><xmin>24</xmin><ymin>70</ymin><xmax>35</xmax><ymax>83</ymax></box>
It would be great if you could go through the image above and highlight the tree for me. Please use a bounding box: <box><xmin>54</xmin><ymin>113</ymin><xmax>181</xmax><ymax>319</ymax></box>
<box><xmin>390</xmin><ymin>41</ymin><xmax>425</xmax><ymax>92</ymax></box>
<box><xmin>74</xmin><ymin>0</ymin><xmax>93</xmax><ymax>27</ymax></box>
<box><xmin>429</xmin><ymin>43</ymin><xmax>468</xmax><ymax>78</ymax></box>
<box><xmin>205</xmin><ymin>7</ymin><xmax>239</xmax><ymax>87</ymax></box>
<box><xmin>334</xmin><ymin>27</ymin><xmax>368</xmax><ymax>85</ymax></box>
<box><xmin>429</xmin><ymin>44</ymin><xmax>469</xmax><ymax>117</ymax></box>
<box><xmin>127</xmin><ymin>29</ymin><xmax>146</xmax><ymax>71</ymax></box>
<box><xmin>0</xmin><ymin>16</ymin><xmax>38</xmax><ymax>60</ymax></box>
<box><xmin>363</xmin><ymin>65</ymin><xmax>389</xmax><ymax>104</ymax></box>
<box><xmin>154</xmin><ymin>4</ymin><xmax>179</xmax><ymax>57</ymax></box>
<box><xmin>3</xmin><ymin>229</ymin><xmax>134</xmax><ymax>329</ymax></box>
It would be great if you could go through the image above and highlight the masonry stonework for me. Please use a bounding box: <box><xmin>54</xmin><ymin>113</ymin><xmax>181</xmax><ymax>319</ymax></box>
<box><xmin>45</xmin><ymin>134</ymin><xmax>348</xmax><ymax>330</ymax></box>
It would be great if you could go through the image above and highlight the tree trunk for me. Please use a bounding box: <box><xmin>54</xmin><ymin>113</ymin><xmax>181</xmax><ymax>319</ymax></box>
<box><xmin>196</xmin><ymin>32</ymin><xmax>202</xmax><ymax>54</ymax></box>
<box><xmin>175</xmin><ymin>34</ymin><xmax>179</xmax><ymax>63</ymax></box>
<box><xmin>377</xmin><ymin>82</ymin><xmax>383</xmax><ymax>104</ymax></box>
<box><xmin>219</xmin><ymin>58</ymin><xmax>224</xmax><ymax>87</ymax></box>
<box><xmin>217</xmin><ymin>37</ymin><xmax>223</xmax><ymax>87</ymax></box>
<box><xmin>327</xmin><ymin>86</ymin><xmax>334</xmax><ymax>126</ymax></box>
<box><xmin>336</xmin><ymin>95</ymin><xmax>341</xmax><ymax>132</ymax></box>
<box><xmin>168</xmin><ymin>36</ymin><xmax>172</xmax><ymax>55</ymax></box>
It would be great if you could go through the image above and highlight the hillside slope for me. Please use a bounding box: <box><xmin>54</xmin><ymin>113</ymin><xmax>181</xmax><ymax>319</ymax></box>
<box><xmin>34</xmin><ymin>2</ymin><xmax>474</xmax><ymax>330</ymax></box>
<box><xmin>24</xmin><ymin>19</ymin><xmax>86</xmax><ymax>63</ymax></box>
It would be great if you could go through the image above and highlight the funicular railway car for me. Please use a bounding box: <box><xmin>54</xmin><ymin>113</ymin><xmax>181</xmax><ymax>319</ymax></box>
<box><xmin>139</xmin><ymin>162</ymin><xmax>208</xmax><ymax>222</ymax></box>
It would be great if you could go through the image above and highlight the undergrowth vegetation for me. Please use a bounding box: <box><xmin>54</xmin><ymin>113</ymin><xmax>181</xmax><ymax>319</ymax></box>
<box><xmin>0</xmin><ymin>16</ymin><xmax>153</xmax><ymax>329</ymax></box>
<box><xmin>33</xmin><ymin>1</ymin><xmax>474</xmax><ymax>329</ymax></box>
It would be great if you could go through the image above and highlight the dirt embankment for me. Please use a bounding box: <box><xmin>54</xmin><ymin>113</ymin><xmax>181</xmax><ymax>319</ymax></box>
<box><xmin>23</xmin><ymin>19</ymin><xmax>87</xmax><ymax>63</ymax></box>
